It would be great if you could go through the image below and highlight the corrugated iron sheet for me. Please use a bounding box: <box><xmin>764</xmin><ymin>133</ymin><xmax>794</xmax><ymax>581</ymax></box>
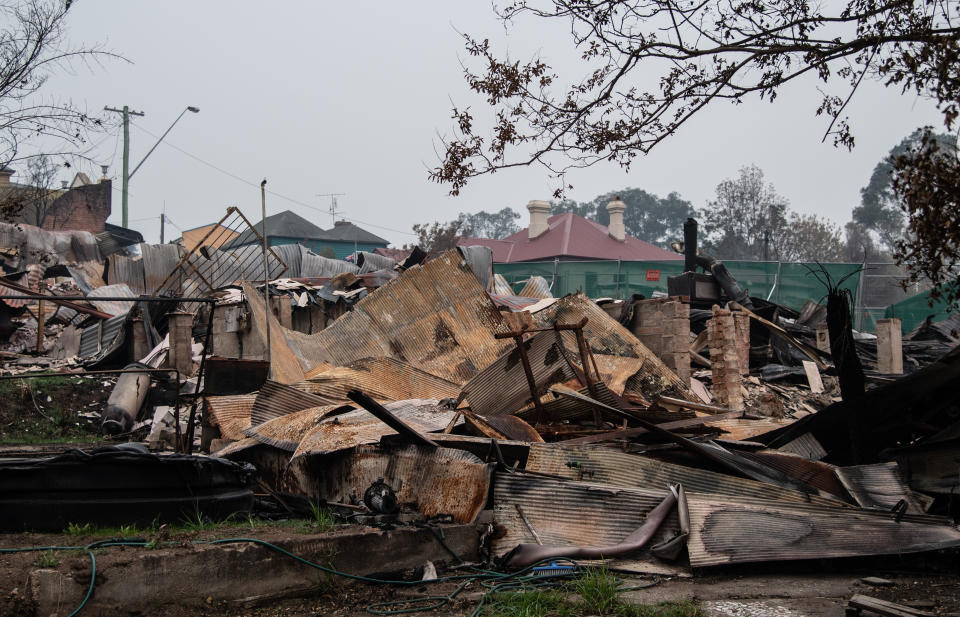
<box><xmin>735</xmin><ymin>450</ymin><xmax>845</xmax><ymax>497</ymax></box>
<box><xmin>86</xmin><ymin>284</ymin><xmax>136</xmax><ymax>317</ymax></box>
<box><xmin>704</xmin><ymin>417</ymin><xmax>794</xmax><ymax>442</ymax></box>
<box><xmin>491</xmin><ymin>473</ymin><xmax>680</xmax><ymax>560</ymax></box>
<box><xmin>205</xmin><ymin>393</ymin><xmax>257</xmax><ymax>440</ymax></box>
<box><xmin>0</xmin><ymin>267</ymin><xmax>41</xmax><ymax>309</ymax></box>
<box><xmin>278</xmin><ymin>251</ymin><xmax>512</xmax><ymax>384</ymax></box>
<box><xmin>517</xmin><ymin>276</ymin><xmax>552</xmax><ymax>299</ymax></box>
<box><xmin>532</xmin><ymin>294</ymin><xmax>694</xmax><ymax>401</ymax></box>
<box><xmin>78</xmin><ymin>315</ymin><xmax>127</xmax><ymax>365</ymax></box>
<box><xmin>356</xmin><ymin>251</ymin><xmax>396</xmax><ymax>274</ymax></box>
<box><xmin>776</xmin><ymin>432</ymin><xmax>826</xmax><ymax>460</ymax></box>
<box><xmin>296</xmin><ymin>357</ymin><xmax>461</xmax><ymax>402</ymax></box>
<box><xmin>250</xmin><ymin>380</ymin><xmax>335</xmax><ymax>427</ymax></box>
<box><xmin>106</xmin><ymin>254</ymin><xmax>146</xmax><ymax>295</ymax></box>
<box><xmin>301</xmin><ymin>248</ymin><xmax>359</xmax><ymax>277</ymax></box>
<box><xmin>835</xmin><ymin>462</ymin><xmax>933</xmax><ymax>514</ymax></box>
<box><xmin>291</xmin><ymin>399</ymin><xmax>459</xmax><ymax>458</ymax></box>
<box><xmin>462</xmin><ymin>330</ymin><xmax>577</xmax><ymax>416</ymax></box>
<box><xmin>524</xmin><ymin>443</ymin><xmax>845</xmax><ymax>508</ymax></box>
<box><xmin>244</xmin><ymin>403</ymin><xmax>350</xmax><ymax>451</ymax></box>
<box><xmin>456</xmin><ymin>245</ymin><xmax>493</xmax><ymax>291</ymax></box>
<box><xmin>0</xmin><ymin>222</ymin><xmax>101</xmax><ymax>265</ymax></box>
<box><xmin>311</xmin><ymin>444</ymin><xmax>491</xmax><ymax>523</ymax></box>
<box><xmin>492</xmin><ymin>273</ymin><xmax>513</xmax><ymax>296</ymax></box>
<box><xmin>140</xmin><ymin>243</ymin><xmax>184</xmax><ymax>294</ymax></box>
<box><xmin>685</xmin><ymin>493</ymin><xmax>960</xmax><ymax>567</ymax></box>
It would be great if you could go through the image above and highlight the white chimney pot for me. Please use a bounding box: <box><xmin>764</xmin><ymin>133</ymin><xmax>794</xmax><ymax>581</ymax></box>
<box><xmin>526</xmin><ymin>199</ymin><xmax>551</xmax><ymax>239</ymax></box>
<box><xmin>606</xmin><ymin>197</ymin><xmax>627</xmax><ymax>241</ymax></box>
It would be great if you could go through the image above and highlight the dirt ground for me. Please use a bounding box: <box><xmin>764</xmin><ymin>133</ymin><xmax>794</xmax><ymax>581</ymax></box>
<box><xmin>2</xmin><ymin>524</ymin><xmax>958</xmax><ymax>617</ymax></box>
<box><xmin>0</xmin><ymin>374</ymin><xmax>115</xmax><ymax>443</ymax></box>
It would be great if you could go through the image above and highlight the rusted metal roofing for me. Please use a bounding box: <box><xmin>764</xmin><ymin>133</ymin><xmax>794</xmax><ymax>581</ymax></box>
<box><xmin>86</xmin><ymin>284</ymin><xmax>137</xmax><ymax>317</ymax></box>
<box><xmin>277</xmin><ymin>251</ymin><xmax>513</xmax><ymax>384</ymax></box>
<box><xmin>0</xmin><ymin>221</ymin><xmax>102</xmax><ymax>266</ymax></box>
<box><xmin>250</xmin><ymin>380</ymin><xmax>335</xmax><ymax>427</ymax></box>
<box><xmin>685</xmin><ymin>493</ymin><xmax>960</xmax><ymax>567</ymax></box>
<box><xmin>462</xmin><ymin>330</ymin><xmax>577</xmax><ymax>416</ymax></box>
<box><xmin>835</xmin><ymin>462</ymin><xmax>933</xmax><ymax>514</ymax></box>
<box><xmin>0</xmin><ymin>267</ymin><xmax>41</xmax><ymax>309</ymax></box>
<box><xmin>244</xmin><ymin>404</ymin><xmax>350</xmax><ymax>451</ymax></box>
<box><xmin>776</xmin><ymin>432</ymin><xmax>826</xmax><ymax>460</ymax></box>
<box><xmin>291</xmin><ymin>399</ymin><xmax>459</xmax><ymax>459</ymax></box>
<box><xmin>296</xmin><ymin>357</ymin><xmax>461</xmax><ymax>402</ymax></box>
<box><xmin>356</xmin><ymin>251</ymin><xmax>396</xmax><ymax>274</ymax></box>
<box><xmin>517</xmin><ymin>276</ymin><xmax>552</xmax><ymax>299</ymax></box>
<box><xmin>204</xmin><ymin>393</ymin><xmax>257</xmax><ymax>440</ymax></box>
<box><xmin>532</xmin><ymin>294</ymin><xmax>695</xmax><ymax>402</ymax></box>
<box><xmin>524</xmin><ymin>444</ymin><xmax>845</xmax><ymax>507</ymax></box>
<box><xmin>705</xmin><ymin>417</ymin><xmax>794</xmax><ymax>442</ymax></box>
<box><xmin>735</xmin><ymin>450</ymin><xmax>845</xmax><ymax>497</ymax></box>
<box><xmin>491</xmin><ymin>473</ymin><xmax>680</xmax><ymax>563</ymax></box>
<box><xmin>492</xmin><ymin>273</ymin><xmax>513</xmax><ymax>296</ymax></box>
<box><xmin>311</xmin><ymin>445</ymin><xmax>491</xmax><ymax>523</ymax></box>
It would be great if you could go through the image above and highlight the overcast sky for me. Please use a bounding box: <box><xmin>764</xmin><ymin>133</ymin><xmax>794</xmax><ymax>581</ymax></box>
<box><xmin>33</xmin><ymin>1</ymin><xmax>945</xmax><ymax>247</ymax></box>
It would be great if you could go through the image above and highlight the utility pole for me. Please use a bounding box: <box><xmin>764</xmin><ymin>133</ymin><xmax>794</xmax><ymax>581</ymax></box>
<box><xmin>317</xmin><ymin>193</ymin><xmax>345</xmax><ymax>226</ymax></box>
<box><xmin>160</xmin><ymin>212</ymin><xmax>165</xmax><ymax>244</ymax></box>
<box><xmin>104</xmin><ymin>105</ymin><xmax>145</xmax><ymax>228</ymax></box>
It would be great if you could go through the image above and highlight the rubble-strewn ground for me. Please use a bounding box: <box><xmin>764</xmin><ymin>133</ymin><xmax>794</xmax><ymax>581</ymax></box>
<box><xmin>0</xmin><ymin>374</ymin><xmax>113</xmax><ymax>444</ymax></box>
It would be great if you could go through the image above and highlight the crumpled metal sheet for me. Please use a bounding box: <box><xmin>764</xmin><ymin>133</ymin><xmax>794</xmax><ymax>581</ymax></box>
<box><xmin>244</xmin><ymin>403</ymin><xmax>351</xmax><ymax>451</ymax></box>
<box><xmin>205</xmin><ymin>393</ymin><xmax>257</xmax><ymax>440</ymax></box>
<box><xmin>356</xmin><ymin>251</ymin><xmax>396</xmax><ymax>274</ymax></box>
<box><xmin>291</xmin><ymin>399</ymin><xmax>459</xmax><ymax>458</ymax></box>
<box><xmin>835</xmin><ymin>462</ymin><xmax>933</xmax><ymax>513</ymax></box>
<box><xmin>279</xmin><ymin>251</ymin><xmax>512</xmax><ymax>384</ymax></box>
<box><xmin>492</xmin><ymin>273</ymin><xmax>513</xmax><ymax>296</ymax></box>
<box><xmin>78</xmin><ymin>314</ymin><xmax>127</xmax><ymax>365</ymax></box>
<box><xmin>106</xmin><ymin>254</ymin><xmax>147</xmax><ymax>295</ymax></box>
<box><xmin>491</xmin><ymin>473</ymin><xmax>680</xmax><ymax>560</ymax></box>
<box><xmin>0</xmin><ymin>266</ymin><xmax>41</xmax><ymax>309</ymax></box>
<box><xmin>532</xmin><ymin>293</ymin><xmax>694</xmax><ymax>401</ymax></box>
<box><xmin>250</xmin><ymin>380</ymin><xmax>335</xmax><ymax>427</ymax></box>
<box><xmin>311</xmin><ymin>444</ymin><xmax>491</xmax><ymax>523</ymax></box>
<box><xmin>300</xmin><ymin>245</ymin><xmax>359</xmax><ymax>277</ymax></box>
<box><xmin>297</xmin><ymin>357</ymin><xmax>461</xmax><ymax>402</ymax></box>
<box><xmin>0</xmin><ymin>222</ymin><xmax>101</xmax><ymax>266</ymax></box>
<box><xmin>462</xmin><ymin>329</ymin><xmax>577</xmax><ymax>416</ymax></box>
<box><xmin>685</xmin><ymin>493</ymin><xmax>960</xmax><ymax>567</ymax></box>
<box><xmin>517</xmin><ymin>276</ymin><xmax>552</xmax><ymax>299</ymax></box>
<box><xmin>524</xmin><ymin>443</ymin><xmax>844</xmax><ymax>507</ymax></box>
<box><xmin>456</xmin><ymin>245</ymin><xmax>493</xmax><ymax>291</ymax></box>
<box><xmin>140</xmin><ymin>243</ymin><xmax>183</xmax><ymax>294</ymax></box>
<box><xmin>86</xmin><ymin>284</ymin><xmax>136</xmax><ymax>317</ymax></box>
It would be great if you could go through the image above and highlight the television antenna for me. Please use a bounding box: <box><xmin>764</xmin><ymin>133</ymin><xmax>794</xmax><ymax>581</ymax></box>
<box><xmin>317</xmin><ymin>193</ymin><xmax>346</xmax><ymax>227</ymax></box>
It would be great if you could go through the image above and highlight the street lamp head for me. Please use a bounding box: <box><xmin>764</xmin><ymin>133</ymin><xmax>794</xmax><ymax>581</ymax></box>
<box><xmin>187</xmin><ymin>106</ymin><xmax>199</xmax><ymax>113</ymax></box>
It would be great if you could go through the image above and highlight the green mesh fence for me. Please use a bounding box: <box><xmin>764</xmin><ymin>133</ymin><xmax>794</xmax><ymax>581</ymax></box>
<box><xmin>494</xmin><ymin>260</ymin><xmax>869</xmax><ymax>325</ymax></box>
<box><xmin>884</xmin><ymin>290</ymin><xmax>954</xmax><ymax>334</ymax></box>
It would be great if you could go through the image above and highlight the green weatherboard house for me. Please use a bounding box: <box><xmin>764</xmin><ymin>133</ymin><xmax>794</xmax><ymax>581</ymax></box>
<box><xmin>230</xmin><ymin>210</ymin><xmax>389</xmax><ymax>259</ymax></box>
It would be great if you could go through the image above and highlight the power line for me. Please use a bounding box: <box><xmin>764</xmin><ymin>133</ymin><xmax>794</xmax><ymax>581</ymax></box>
<box><xmin>128</xmin><ymin>122</ymin><xmax>418</xmax><ymax>238</ymax></box>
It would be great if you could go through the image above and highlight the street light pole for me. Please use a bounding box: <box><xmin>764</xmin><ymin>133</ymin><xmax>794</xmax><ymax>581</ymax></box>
<box><xmin>104</xmin><ymin>105</ymin><xmax>145</xmax><ymax>228</ymax></box>
<box><xmin>129</xmin><ymin>106</ymin><xmax>199</xmax><ymax>180</ymax></box>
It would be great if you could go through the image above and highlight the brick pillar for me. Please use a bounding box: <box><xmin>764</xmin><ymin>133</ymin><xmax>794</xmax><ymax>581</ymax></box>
<box><xmin>708</xmin><ymin>305</ymin><xmax>743</xmax><ymax>410</ymax></box>
<box><xmin>732</xmin><ymin>311</ymin><xmax>750</xmax><ymax>375</ymax></box>
<box><xmin>168</xmin><ymin>312</ymin><xmax>194</xmax><ymax>379</ymax></box>
<box><xmin>632</xmin><ymin>298</ymin><xmax>691</xmax><ymax>385</ymax></box>
<box><xmin>876</xmin><ymin>318</ymin><xmax>903</xmax><ymax>374</ymax></box>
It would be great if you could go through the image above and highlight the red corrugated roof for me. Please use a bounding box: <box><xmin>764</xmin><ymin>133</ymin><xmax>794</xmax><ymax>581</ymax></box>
<box><xmin>458</xmin><ymin>213</ymin><xmax>682</xmax><ymax>262</ymax></box>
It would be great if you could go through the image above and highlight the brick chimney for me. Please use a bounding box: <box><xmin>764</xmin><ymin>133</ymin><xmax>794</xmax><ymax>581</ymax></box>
<box><xmin>606</xmin><ymin>196</ymin><xmax>626</xmax><ymax>241</ymax></box>
<box><xmin>526</xmin><ymin>199</ymin><xmax>551</xmax><ymax>239</ymax></box>
<box><xmin>0</xmin><ymin>167</ymin><xmax>13</xmax><ymax>188</ymax></box>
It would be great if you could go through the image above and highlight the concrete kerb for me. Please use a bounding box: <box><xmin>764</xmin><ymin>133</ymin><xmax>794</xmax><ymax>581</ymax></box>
<box><xmin>29</xmin><ymin>524</ymin><xmax>480</xmax><ymax>616</ymax></box>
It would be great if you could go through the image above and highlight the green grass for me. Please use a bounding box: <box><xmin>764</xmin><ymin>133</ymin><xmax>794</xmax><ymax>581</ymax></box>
<box><xmin>480</xmin><ymin>569</ymin><xmax>704</xmax><ymax>617</ymax></box>
<box><xmin>308</xmin><ymin>501</ymin><xmax>337</xmax><ymax>533</ymax></box>
<box><xmin>65</xmin><ymin>522</ymin><xmax>94</xmax><ymax>536</ymax></box>
<box><xmin>34</xmin><ymin>550</ymin><xmax>60</xmax><ymax>568</ymax></box>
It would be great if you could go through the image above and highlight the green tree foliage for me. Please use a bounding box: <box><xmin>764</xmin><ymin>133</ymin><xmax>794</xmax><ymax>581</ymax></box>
<box><xmin>855</xmin><ymin>130</ymin><xmax>957</xmax><ymax>254</ymax></box>
<box><xmin>892</xmin><ymin>128</ymin><xmax>960</xmax><ymax>308</ymax></box>
<box><xmin>460</xmin><ymin>207</ymin><xmax>521</xmax><ymax>239</ymax></box>
<box><xmin>699</xmin><ymin>165</ymin><xmax>789</xmax><ymax>260</ymax></box>
<box><xmin>700</xmin><ymin>165</ymin><xmax>844</xmax><ymax>262</ymax></box>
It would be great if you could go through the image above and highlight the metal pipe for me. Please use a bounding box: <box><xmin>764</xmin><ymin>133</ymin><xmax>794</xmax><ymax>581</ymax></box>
<box><xmin>683</xmin><ymin>218</ymin><xmax>698</xmax><ymax>273</ymax></box>
<box><xmin>0</xmin><ymin>367</ymin><xmax>180</xmax><ymax>381</ymax></box>
<box><xmin>0</xmin><ymin>295</ymin><xmax>215</xmax><ymax>303</ymax></box>
<box><xmin>260</xmin><ymin>179</ymin><xmax>271</xmax><ymax>369</ymax></box>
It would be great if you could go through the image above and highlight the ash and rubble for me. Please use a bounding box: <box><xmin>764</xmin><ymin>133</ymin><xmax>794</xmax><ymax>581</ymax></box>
<box><xmin>1</xmin><ymin>211</ymin><xmax>959</xmax><ymax>582</ymax></box>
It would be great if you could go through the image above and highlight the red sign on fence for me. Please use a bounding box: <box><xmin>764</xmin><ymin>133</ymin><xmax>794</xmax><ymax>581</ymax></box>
<box><xmin>646</xmin><ymin>270</ymin><xmax>660</xmax><ymax>282</ymax></box>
